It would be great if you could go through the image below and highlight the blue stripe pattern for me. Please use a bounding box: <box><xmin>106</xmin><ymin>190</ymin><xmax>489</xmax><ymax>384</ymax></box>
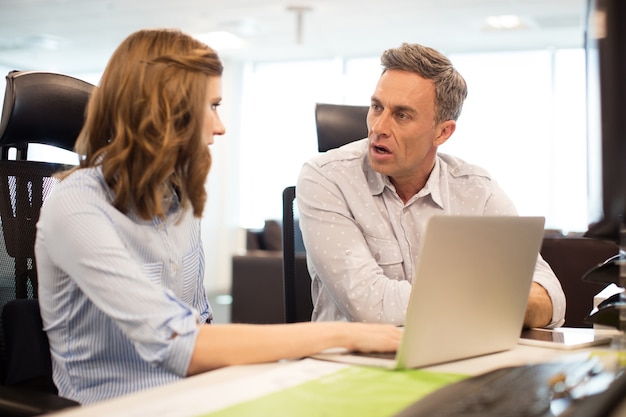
<box><xmin>35</xmin><ymin>166</ymin><xmax>212</xmax><ymax>404</ymax></box>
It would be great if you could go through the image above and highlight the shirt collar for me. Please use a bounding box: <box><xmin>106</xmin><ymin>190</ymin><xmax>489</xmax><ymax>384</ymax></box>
<box><xmin>420</xmin><ymin>157</ymin><xmax>444</xmax><ymax>209</ymax></box>
<box><xmin>363</xmin><ymin>154</ymin><xmax>445</xmax><ymax>209</ymax></box>
<box><xmin>364</xmin><ymin>155</ymin><xmax>386</xmax><ymax>196</ymax></box>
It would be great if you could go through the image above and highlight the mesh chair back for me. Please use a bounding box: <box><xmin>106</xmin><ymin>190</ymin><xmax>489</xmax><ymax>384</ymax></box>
<box><xmin>0</xmin><ymin>70</ymin><xmax>93</xmax><ymax>403</ymax></box>
<box><xmin>0</xmin><ymin>161</ymin><xmax>69</xmax><ymax>302</ymax></box>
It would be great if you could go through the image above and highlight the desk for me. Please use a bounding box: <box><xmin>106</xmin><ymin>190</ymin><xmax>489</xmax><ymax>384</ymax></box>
<box><xmin>48</xmin><ymin>332</ymin><xmax>624</xmax><ymax>417</ymax></box>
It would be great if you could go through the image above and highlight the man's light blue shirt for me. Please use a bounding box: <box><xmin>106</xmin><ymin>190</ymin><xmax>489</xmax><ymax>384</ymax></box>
<box><xmin>297</xmin><ymin>139</ymin><xmax>566</xmax><ymax>327</ymax></box>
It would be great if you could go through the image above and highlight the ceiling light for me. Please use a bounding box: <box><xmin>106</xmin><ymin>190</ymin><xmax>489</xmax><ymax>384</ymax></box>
<box><xmin>485</xmin><ymin>15</ymin><xmax>524</xmax><ymax>30</ymax></box>
<box><xmin>193</xmin><ymin>31</ymin><xmax>246</xmax><ymax>51</ymax></box>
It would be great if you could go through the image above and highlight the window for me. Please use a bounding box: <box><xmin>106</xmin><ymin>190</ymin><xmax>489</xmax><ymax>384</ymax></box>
<box><xmin>443</xmin><ymin>49</ymin><xmax>587</xmax><ymax>233</ymax></box>
<box><xmin>239</xmin><ymin>48</ymin><xmax>588</xmax><ymax>233</ymax></box>
<box><xmin>238</xmin><ymin>59</ymin><xmax>345</xmax><ymax>228</ymax></box>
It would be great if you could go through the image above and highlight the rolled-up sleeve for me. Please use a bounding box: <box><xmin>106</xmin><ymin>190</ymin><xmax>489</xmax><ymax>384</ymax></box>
<box><xmin>532</xmin><ymin>256</ymin><xmax>567</xmax><ymax>328</ymax></box>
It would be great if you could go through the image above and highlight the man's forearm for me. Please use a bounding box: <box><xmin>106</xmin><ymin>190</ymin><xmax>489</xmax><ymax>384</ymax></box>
<box><xmin>523</xmin><ymin>282</ymin><xmax>553</xmax><ymax>328</ymax></box>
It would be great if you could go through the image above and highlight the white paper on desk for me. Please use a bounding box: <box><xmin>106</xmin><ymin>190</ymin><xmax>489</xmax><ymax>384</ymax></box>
<box><xmin>112</xmin><ymin>359</ymin><xmax>349</xmax><ymax>417</ymax></box>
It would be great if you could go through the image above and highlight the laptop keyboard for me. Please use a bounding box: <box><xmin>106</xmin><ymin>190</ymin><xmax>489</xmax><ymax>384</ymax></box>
<box><xmin>393</xmin><ymin>357</ymin><xmax>621</xmax><ymax>417</ymax></box>
<box><xmin>353</xmin><ymin>351</ymin><xmax>396</xmax><ymax>360</ymax></box>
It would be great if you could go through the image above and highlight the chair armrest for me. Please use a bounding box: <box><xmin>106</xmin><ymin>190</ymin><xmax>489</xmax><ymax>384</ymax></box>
<box><xmin>0</xmin><ymin>384</ymin><xmax>79</xmax><ymax>417</ymax></box>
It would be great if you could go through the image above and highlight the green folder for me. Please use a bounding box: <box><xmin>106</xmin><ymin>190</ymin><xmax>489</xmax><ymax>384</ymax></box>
<box><xmin>204</xmin><ymin>365</ymin><xmax>467</xmax><ymax>417</ymax></box>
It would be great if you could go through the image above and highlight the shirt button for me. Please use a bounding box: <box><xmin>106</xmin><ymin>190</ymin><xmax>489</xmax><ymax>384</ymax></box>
<box><xmin>170</xmin><ymin>262</ymin><xmax>178</xmax><ymax>274</ymax></box>
<box><xmin>345</xmin><ymin>249</ymin><xmax>352</xmax><ymax>255</ymax></box>
<box><xmin>374</xmin><ymin>253</ymin><xmax>381</xmax><ymax>262</ymax></box>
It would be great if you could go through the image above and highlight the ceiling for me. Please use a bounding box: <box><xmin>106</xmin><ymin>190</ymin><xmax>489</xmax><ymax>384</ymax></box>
<box><xmin>0</xmin><ymin>0</ymin><xmax>587</xmax><ymax>75</ymax></box>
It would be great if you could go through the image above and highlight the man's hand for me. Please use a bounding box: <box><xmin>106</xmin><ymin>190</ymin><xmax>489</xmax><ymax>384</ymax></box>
<box><xmin>524</xmin><ymin>282</ymin><xmax>553</xmax><ymax>328</ymax></box>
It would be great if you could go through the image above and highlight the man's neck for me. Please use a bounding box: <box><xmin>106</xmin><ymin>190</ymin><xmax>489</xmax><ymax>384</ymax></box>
<box><xmin>390</xmin><ymin>160</ymin><xmax>436</xmax><ymax>204</ymax></box>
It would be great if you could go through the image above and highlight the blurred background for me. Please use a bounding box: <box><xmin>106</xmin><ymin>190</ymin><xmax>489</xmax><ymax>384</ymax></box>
<box><xmin>0</xmin><ymin>0</ymin><xmax>589</xmax><ymax>318</ymax></box>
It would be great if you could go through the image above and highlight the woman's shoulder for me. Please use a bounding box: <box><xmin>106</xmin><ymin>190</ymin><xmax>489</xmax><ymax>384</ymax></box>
<box><xmin>55</xmin><ymin>166</ymin><xmax>106</xmax><ymax>190</ymax></box>
<box><xmin>44</xmin><ymin>166</ymin><xmax>110</xmax><ymax>210</ymax></box>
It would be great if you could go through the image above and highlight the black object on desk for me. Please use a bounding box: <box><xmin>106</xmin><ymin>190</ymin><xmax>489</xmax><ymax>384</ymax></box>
<box><xmin>393</xmin><ymin>358</ymin><xmax>626</xmax><ymax>417</ymax></box>
<box><xmin>585</xmin><ymin>293</ymin><xmax>625</xmax><ymax>329</ymax></box>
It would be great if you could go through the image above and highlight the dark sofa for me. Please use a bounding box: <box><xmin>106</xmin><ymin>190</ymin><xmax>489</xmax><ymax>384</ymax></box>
<box><xmin>230</xmin><ymin>220</ymin><xmax>307</xmax><ymax>324</ymax></box>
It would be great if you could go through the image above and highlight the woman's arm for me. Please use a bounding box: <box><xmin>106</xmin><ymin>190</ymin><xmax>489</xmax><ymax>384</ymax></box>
<box><xmin>186</xmin><ymin>321</ymin><xmax>402</xmax><ymax>375</ymax></box>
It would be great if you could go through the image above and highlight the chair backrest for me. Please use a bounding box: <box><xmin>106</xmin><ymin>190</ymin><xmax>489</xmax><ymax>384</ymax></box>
<box><xmin>2</xmin><ymin>299</ymin><xmax>55</xmax><ymax>391</ymax></box>
<box><xmin>315</xmin><ymin>103</ymin><xmax>369</xmax><ymax>152</ymax></box>
<box><xmin>0</xmin><ymin>70</ymin><xmax>93</xmax><ymax>158</ymax></box>
<box><xmin>282</xmin><ymin>186</ymin><xmax>313</xmax><ymax>323</ymax></box>
<box><xmin>0</xmin><ymin>70</ymin><xmax>93</xmax><ymax>303</ymax></box>
<box><xmin>0</xmin><ymin>299</ymin><xmax>79</xmax><ymax>416</ymax></box>
<box><xmin>282</xmin><ymin>103</ymin><xmax>369</xmax><ymax>323</ymax></box>
<box><xmin>0</xmin><ymin>70</ymin><xmax>93</xmax><ymax>410</ymax></box>
<box><xmin>539</xmin><ymin>235</ymin><xmax>619</xmax><ymax>327</ymax></box>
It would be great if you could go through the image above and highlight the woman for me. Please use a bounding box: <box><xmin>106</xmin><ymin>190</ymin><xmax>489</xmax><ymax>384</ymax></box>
<box><xmin>35</xmin><ymin>28</ymin><xmax>401</xmax><ymax>405</ymax></box>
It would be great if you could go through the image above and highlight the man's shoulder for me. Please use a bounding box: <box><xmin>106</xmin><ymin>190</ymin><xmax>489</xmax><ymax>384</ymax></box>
<box><xmin>438</xmin><ymin>152</ymin><xmax>493</xmax><ymax>180</ymax></box>
<box><xmin>307</xmin><ymin>138</ymin><xmax>367</xmax><ymax>168</ymax></box>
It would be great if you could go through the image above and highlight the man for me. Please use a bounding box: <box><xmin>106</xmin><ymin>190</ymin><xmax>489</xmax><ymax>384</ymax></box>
<box><xmin>296</xmin><ymin>42</ymin><xmax>565</xmax><ymax>328</ymax></box>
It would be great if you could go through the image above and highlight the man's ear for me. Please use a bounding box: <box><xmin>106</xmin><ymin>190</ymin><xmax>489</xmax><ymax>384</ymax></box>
<box><xmin>434</xmin><ymin>120</ymin><xmax>456</xmax><ymax>146</ymax></box>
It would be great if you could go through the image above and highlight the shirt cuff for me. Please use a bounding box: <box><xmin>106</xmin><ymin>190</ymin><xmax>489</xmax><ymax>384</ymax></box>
<box><xmin>162</xmin><ymin>324</ymin><xmax>200</xmax><ymax>376</ymax></box>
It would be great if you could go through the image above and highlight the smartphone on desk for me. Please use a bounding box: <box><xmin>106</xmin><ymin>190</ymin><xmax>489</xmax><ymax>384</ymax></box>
<box><xmin>519</xmin><ymin>328</ymin><xmax>614</xmax><ymax>350</ymax></box>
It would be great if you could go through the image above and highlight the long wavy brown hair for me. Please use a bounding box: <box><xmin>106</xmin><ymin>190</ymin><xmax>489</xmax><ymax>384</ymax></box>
<box><xmin>69</xmin><ymin>28</ymin><xmax>223</xmax><ymax>220</ymax></box>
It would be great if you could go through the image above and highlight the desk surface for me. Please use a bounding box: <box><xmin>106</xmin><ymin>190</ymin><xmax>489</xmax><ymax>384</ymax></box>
<box><xmin>48</xmin><ymin>329</ymin><xmax>625</xmax><ymax>417</ymax></box>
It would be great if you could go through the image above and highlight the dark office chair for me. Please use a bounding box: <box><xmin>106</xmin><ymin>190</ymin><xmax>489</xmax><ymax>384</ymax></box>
<box><xmin>0</xmin><ymin>70</ymin><xmax>93</xmax><ymax>415</ymax></box>
<box><xmin>2</xmin><ymin>299</ymin><xmax>55</xmax><ymax>392</ymax></box>
<box><xmin>539</xmin><ymin>235</ymin><xmax>619</xmax><ymax>328</ymax></box>
<box><xmin>315</xmin><ymin>103</ymin><xmax>368</xmax><ymax>152</ymax></box>
<box><xmin>281</xmin><ymin>186</ymin><xmax>314</xmax><ymax>323</ymax></box>
<box><xmin>282</xmin><ymin>103</ymin><xmax>369</xmax><ymax>323</ymax></box>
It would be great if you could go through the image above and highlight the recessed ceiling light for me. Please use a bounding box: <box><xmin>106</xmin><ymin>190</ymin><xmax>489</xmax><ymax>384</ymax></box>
<box><xmin>485</xmin><ymin>15</ymin><xmax>525</xmax><ymax>30</ymax></box>
<box><xmin>193</xmin><ymin>31</ymin><xmax>246</xmax><ymax>51</ymax></box>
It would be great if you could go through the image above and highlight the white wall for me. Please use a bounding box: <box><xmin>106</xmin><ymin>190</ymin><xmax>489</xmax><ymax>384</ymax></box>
<box><xmin>202</xmin><ymin>59</ymin><xmax>246</xmax><ymax>294</ymax></box>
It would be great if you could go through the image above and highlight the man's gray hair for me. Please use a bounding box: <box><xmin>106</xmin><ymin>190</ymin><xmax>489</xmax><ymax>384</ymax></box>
<box><xmin>381</xmin><ymin>43</ymin><xmax>468</xmax><ymax>124</ymax></box>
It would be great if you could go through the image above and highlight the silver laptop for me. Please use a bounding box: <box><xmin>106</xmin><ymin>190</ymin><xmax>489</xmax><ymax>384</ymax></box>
<box><xmin>313</xmin><ymin>215</ymin><xmax>546</xmax><ymax>370</ymax></box>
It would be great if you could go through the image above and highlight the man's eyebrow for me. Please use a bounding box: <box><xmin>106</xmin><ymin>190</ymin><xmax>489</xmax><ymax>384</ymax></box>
<box><xmin>393</xmin><ymin>104</ymin><xmax>416</xmax><ymax>114</ymax></box>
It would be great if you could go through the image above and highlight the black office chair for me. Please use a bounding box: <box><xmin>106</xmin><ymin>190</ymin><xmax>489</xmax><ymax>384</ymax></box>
<box><xmin>0</xmin><ymin>70</ymin><xmax>94</xmax><ymax>415</ymax></box>
<box><xmin>314</xmin><ymin>103</ymin><xmax>368</xmax><ymax>152</ymax></box>
<box><xmin>281</xmin><ymin>103</ymin><xmax>369</xmax><ymax>323</ymax></box>
<box><xmin>281</xmin><ymin>186</ymin><xmax>314</xmax><ymax>323</ymax></box>
<box><xmin>539</xmin><ymin>235</ymin><xmax>619</xmax><ymax>328</ymax></box>
<box><xmin>2</xmin><ymin>299</ymin><xmax>54</xmax><ymax>392</ymax></box>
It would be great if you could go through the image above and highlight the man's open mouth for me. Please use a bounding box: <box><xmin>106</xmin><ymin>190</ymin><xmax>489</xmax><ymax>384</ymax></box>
<box><xmin>374</xmin><ymin>145</ymin><xmax>390</xmax><ymax>154</ymax></box>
